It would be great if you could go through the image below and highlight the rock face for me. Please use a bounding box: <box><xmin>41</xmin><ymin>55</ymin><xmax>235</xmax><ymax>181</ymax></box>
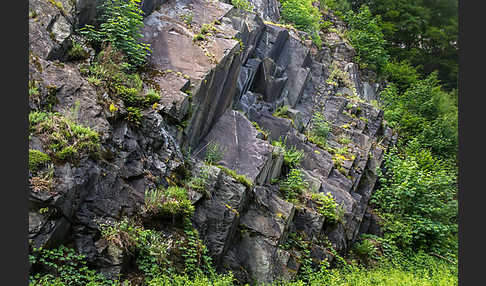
<box><xmin>28</xmin><ymin>0</ymin><xmax>397</xmax><ymax>284</ymax></box>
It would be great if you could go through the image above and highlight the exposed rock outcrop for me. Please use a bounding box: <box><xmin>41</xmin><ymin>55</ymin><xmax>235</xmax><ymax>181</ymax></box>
<box><xmin>28</xmin><ymin>0</ymin><xmax>397</xmax><ymax>284</ymax></box>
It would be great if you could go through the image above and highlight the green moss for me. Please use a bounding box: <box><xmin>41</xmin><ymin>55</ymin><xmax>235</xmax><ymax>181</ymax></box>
<box><xmin>29</xmin><ymin>149</ymin><xmax>51</xmax><ymax>172</ymax></box>
<box><xmin>216</xmin><ymin>165</ymin><xmax>253</xmax><ymax>189</ymax></box>
<box><xmin>29</xmin><ymin>111</ymin><xmax>100</xmax><ymax>163</ymax></box>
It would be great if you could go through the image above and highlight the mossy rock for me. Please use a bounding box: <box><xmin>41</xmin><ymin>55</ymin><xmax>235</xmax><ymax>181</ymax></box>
<box><xmin>29</xmin><ymin>149</ymin><xmax>51</xmax><ymax>173</ymax></box>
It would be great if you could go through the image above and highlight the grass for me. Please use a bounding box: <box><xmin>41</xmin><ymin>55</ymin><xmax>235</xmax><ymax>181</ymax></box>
<box><xmin>144</xmin><ymin>186</ymin><xmax>194</xmax><ymax>217</ymax></box>
<box><xmin>29</xmin><ymin>111</ymin><xmax>100</xmax><ymax>162</ymax></box>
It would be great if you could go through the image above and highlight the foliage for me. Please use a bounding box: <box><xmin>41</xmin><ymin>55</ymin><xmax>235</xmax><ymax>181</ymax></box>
<box><xmin>231</xmin><ymin>0</ymin><xmax>254</xmax><ymax>13</ymax></box>
<box><xmin>273</xmin><ymin>105</ymin><xmax>292</xmax><ymax>119</ymax></box>
<box><xmin>204</xmin><ymin>142</ymin><xmax>225</xmax><ymax>165</ymax></box>
<box><xmin>307</xmin><ymin>112</ymin><xmax>330</xmax><ymax>148</ymax></box>
<box><xmin>179</xmin><ymin>219</ymin><xmax>216</xmax><ymax>278</ymax></box>
<box><xmin>29</xmin><ymin>245</ymin><xmax>114</xmax><ymax>286</ymax></box>
<box><xmin>67</xmin><ymin>42</ymin><xmax>89</xmax><ymax>61</ymax></box>
<box><xmin>29</xmin><ymin>111</ymin><xmax>100</xmax><ymax>162</ymax></box>
<box><xmin>144</xmin><ymin>186</ymin><xmax>195</xmax><ymax>218</ymax></box>
<box><xmin>311</xmin><ymin>192</ymin><xmax>340</xmax><ymax>223</ymax></box>
<box><xmin>290</xmin><ymin>252</ymin><xmax>457</xmax><ymax>286</ymax></box>
<box><xmin>351</xmin><ymin>0</ymin><xmax>458</xmax><ymax>90</ymax></box>
<box><xmin>80</xmin><ymin>0</ymin><xmax>151</xmax><ymax>69</ymax></box>
<box><xmin>272</xmin><ymin>140</ymin><xmax>304</xmax><ymax>168</ymax></box>
<box><xmin>280</xmin><ymin>168</ymin><xmax>308</xmax><ymax>201</ymax></box>
<box><xmin>216</xmin><ymin>165</ymin><xmax>254</xmax><ymax>189</ymax></box>
<box><xmin>381</xmin><ymin>72</ymin><xmax>458</xmax><ymax>161</ymax></box>
<box><xmin>29</xmin><ymin>150</ymin><xmax>51</xmax><ymax>173</ymax></box>
<box><xmin>125</xmin><ymin>106</ymin><xmax>143</xmax><ymax>125</ymax></box>
<box><xmin>345</xmin><ymin>5</ymin><xmax>389</xmax><ymax>72</ymax></box>
<box><xmin>371</xmin><ymin>148</ymin><xmax>457</xmax><ymax>253</ymax></box>
<box><xmin>280</xmin><ymin>0</ymin><xmax>323</xmax><ymax>46</ymax></box>
<box><xmin>147</xmin><ymin>273</ymin><xmax>234</xmax><ymax>286</ymax></box>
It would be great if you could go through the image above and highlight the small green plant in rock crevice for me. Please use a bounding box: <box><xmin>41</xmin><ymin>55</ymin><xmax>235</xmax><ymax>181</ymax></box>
<box><xmin>144</xmin><ymin>186</ymin><xmax>194</xmax><ymax>218</ymax></box>
<box><xmin>280</xmin><ymin>168</ymin><xmax>308</xmax><ymax>202</ymax></box>
<box><xmin>204</xmin><ymin>142</ymin><xmax>225</xmax><ymax>165</ymax></box>
<box><xmin>272</xmin><ymin>139</ymin><xmax>304</xmax><ymax>169</ymax></box>
<box><xmin>29</xmin><ymin>111</ymin><xmax>100</xmax><ymax>162</ymax></box>
<box><xmin>311</xmin><ymin>192</ymin><xmax>341</xmax><ymax>224</ymax></box>
<box><xmin>231</xmin><ymin>0</ymin><xmax>254</xmax><ymax>13</ymax></box>
<box><xmin>307</xmin><ymin>112</ymin><xmax>331</xmax><ymax>148</ymax></box>
<box><xmin>216</xmin><ymin>165</ymin><xmax>253</xmax><ymax>189</ymax></box>
<box><xmin>273</xmin><ymin>105</ymin><xmax>292</xmax><ymax>120</ymax></box>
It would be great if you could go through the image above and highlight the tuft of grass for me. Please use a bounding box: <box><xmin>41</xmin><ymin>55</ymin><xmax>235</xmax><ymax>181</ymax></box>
<box><xmin>29</xmin><ymin>111</ymin><xmax>100</xmax><ymax>162</ymax></box>
<box><xmin>144</xmin><ymin>186</ymin><xmax>194</xmax><ymax>217</ymax></box>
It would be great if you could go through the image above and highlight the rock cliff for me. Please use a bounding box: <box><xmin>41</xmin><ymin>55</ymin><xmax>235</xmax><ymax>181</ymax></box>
<box><xmin>29</xmin><ymin>0</ymin><xmax>397</xmax><ymax>284</ymax></box>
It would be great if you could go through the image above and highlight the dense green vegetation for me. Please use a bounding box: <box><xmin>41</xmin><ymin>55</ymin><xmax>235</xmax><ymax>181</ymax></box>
<box><xmin>81</xmin><ymin>0</ymin><xmax>151</xmax><ymax>69</ymax></box>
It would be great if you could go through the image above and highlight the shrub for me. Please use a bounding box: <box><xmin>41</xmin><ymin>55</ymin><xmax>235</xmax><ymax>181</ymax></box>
<box><xmin>345</xmin><ymin>6</ymin><xmax>389</xmax><ymax>73</ymax></box>
<box><xmin>29</xmin><ymin>245</ymin><xmax>114</xmax><ymax>285</ymax></box>
<box><xmin>371</xmin><ymin>148</ymin><xmax>457</xmax><ymax>253</ymax></box>
<box><xmin>29</xmin><ymin>150</ymin><xmax>51</xmax><ymax>173</ymax></box>
<box><xmin>80</xmin><ymin>0</ymin><xmax>151</xmax><ymax>69</ymax></box>
<box><xmin>280</xmin><ymin>0</ymin><xmax>323</xmax><ymax>46</ymax></box>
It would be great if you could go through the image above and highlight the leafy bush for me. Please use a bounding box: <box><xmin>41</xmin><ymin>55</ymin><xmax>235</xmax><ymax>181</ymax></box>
<box><xmin>29</xmin><ymin>245</ymin><xmax>114</xmax><ymax>285</ymax></box>
<box><xmin>80</xmin><ymin>0</ymin><xmax>151</xmax><ymax>69</ymax></box>
<box><xmin>29</xmin><ymin>150</ymin><xmax>51</xmax><ymax>173</ymax></box>
<box><xmin>371</xmin><ymin>148</ymin><xmax>457</xmax><ymax>253</ymax></box>
<box><xmin>280</xmin><ymin>0</ymin><xmax>323</xmax><ymax>46</ymax></box>
<box><xmin>297</xmin><ymin>252</ymin><xmax>457</xmax><ymax>286</ymax></box>
<box><xmin>29</xmin><ymin>112</ymin><xmax>100</xmax><ymax>162</ymax></box>
<box><xmin>345</xmin><ymin>5</ymin><xmax>389</xmax><ymax>72</ymax></box>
